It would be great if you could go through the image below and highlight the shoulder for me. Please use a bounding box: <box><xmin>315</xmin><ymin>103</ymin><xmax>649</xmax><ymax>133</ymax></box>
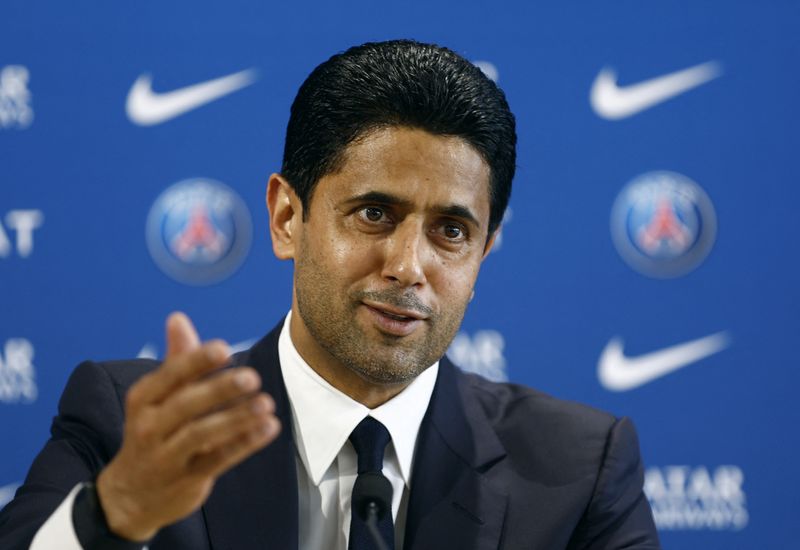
<box><xmin>55</xmin><ymin>359</ymin><xmax>162</xmax><ymax>439</ymax></box>
<box><xmin>459</xmin><ymin>369</ymin><xmax>616</xmax><ymax>435</ymax></box>
<box><xmin>59</xmin><ymin>346</ymin><xmax>260</xmax><ymax>415</ymax></box>
<box><xmin>60</xmin><ymin>358</ymin><xmax>161</xmax><ymax>407</ymax></box>
<box><xmin>455</xmin><ymin>369</ymin><xmax>630</xmax><ymax>481</ymax></box>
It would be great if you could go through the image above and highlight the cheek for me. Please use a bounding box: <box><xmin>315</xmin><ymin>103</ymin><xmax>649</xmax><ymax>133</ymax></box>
<box><xmin>429</xmin><ymin>257</ymin><xmax>481</xmax><ymax>301</ymax></box>
<box><xmin>318</xmin><ymin>234</ymin><xmax>381</xmax><ymax>280</ymax></box>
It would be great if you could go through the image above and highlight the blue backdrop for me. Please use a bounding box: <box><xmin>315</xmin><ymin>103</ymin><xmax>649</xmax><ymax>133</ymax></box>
<box><xmin>2</xmin><ymin>1</ymin><xmax>798</xmax><ymax>547</ymax></box>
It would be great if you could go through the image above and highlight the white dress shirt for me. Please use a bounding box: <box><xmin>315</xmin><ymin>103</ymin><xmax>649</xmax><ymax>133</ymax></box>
<box><xmin>30</xmin><ymin>312</ymin><xmax>438</xmax><ymax>550</ymax></box>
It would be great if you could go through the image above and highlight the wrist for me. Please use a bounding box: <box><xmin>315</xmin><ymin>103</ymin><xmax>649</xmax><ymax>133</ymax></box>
<box><xmin>73</xmin><ymin>481</ymin><xmax>152</xmax><ymax>549</ymax></box>
<box><xmin>95</xmin><ymin>470</ymin><xmax>157</xmax><ymax>542</ymax></box>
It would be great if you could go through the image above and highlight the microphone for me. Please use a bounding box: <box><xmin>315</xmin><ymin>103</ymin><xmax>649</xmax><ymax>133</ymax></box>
<box><xmin>351</xmin><ymin>472</ymin><xmax>393</xmax><ymax>550</ymax></box>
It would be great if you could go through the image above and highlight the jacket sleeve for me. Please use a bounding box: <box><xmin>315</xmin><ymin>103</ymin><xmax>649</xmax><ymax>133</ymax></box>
<box><xmin>0</xmin><ymin>361</ymin><xmax>127</xmax><ymax>549</ymax></box>
<box><xmin>570</xmin><ymin>416</ymin><xmax>661</xmax><ymax>550</ymax></box>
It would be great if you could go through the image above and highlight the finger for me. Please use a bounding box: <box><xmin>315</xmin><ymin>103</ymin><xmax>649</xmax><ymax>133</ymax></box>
<box><xmin>188</xmin><ymin>416</ymin><xmax>281</xmax><ymax>478</ymax></box>
<box><xmin>165</xmin><ymin>312</ymin><xmax>201</xmax><ymax>359</ymax></box>
<box><xmin>127</xmin><ymin>340</ymin><xmax>230</xmax><ymax>409</ymax></box>
<box><xmin>167</xmin><ymin>394</ymin><xmax>279</xmax><ymax>462</ymax></box>
<box><xmin>156</xmin><ymin>368</ymin><xmax>266</xmax><ymax>437</ymax></box>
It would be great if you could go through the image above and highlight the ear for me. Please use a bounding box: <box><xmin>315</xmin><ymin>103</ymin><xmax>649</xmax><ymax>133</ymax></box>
<box><xmin>266</xmin><ymin>173</ymin><xmax>302</xmax><ymax>260</ymax></box>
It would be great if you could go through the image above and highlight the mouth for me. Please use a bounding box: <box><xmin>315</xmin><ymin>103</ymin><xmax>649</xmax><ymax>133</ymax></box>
<box><xmin>362</xmin><ymin>300</ymin><xmax>428</xmax><ymax>321</ymax></box>
<box><xmin>361</xmin><ymin>300</ymin><xmax>428</xmax><ymax>337</ymax></box>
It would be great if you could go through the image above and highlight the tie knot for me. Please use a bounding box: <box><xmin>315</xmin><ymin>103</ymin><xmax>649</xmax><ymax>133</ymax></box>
<box><xmin>349</xmin><ymin>416</ymin><xmax>391</xmax><ymax>474</ymax></box>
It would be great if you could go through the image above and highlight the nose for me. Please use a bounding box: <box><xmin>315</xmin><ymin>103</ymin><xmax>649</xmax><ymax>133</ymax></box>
<box><xmin>380</xmin><ymin>222</ymin><xmax>428</xmax><ymax>288</ymax></box>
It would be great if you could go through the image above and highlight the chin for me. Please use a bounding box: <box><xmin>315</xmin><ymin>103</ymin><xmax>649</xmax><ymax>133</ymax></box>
<box><xmin>346</xmin><ymin>356</ymin><xmax>431</xmax><ymax>386</ymax></box>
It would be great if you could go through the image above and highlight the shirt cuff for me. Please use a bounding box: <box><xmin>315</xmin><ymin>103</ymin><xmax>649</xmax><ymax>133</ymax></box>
<box><xmin>30</xmin><ymin>483</ymin><xmax>83</xmax><ymax>550</ymax></box>
<box><xmin>29</xmin><ymin>483</ymin><xmax>150</xmax><ymax>550</ymax></box>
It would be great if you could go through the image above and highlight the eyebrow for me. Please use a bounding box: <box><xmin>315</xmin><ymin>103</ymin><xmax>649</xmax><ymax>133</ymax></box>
<box><xmin>345</xmin><ymin>191</ymin><xmax>482</xmax><ymax>229</ymax></box>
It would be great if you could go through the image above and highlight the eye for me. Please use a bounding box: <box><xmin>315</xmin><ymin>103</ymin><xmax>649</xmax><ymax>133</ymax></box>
<box><xmin>355</xmin><ymin>206</ymin><xmax>392</xmax><ymax>226</ymax></box>
<box><xmin>434</xmin><ymin>221</ymin><xmax>468</xmax><ymax>243</ymax></box>
<box><xmin>443</xmin><ymin>224</ymin><xmax>463</xmax><ymax>240</ymax></box>
<box><xmin>363</xmin><ymin>206</ymin><xmax>384</xmax><ymax>222</ymax></box>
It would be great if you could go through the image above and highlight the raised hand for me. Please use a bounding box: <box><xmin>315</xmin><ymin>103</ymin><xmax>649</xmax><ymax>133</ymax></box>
<box><xmin>95</xmin><ymin>312</ymin><xmax>281</xmax><ymax>541</ymax></box>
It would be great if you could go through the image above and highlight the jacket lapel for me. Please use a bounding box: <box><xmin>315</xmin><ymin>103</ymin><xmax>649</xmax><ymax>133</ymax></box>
<box><xmin>404</xmin><ymin>357</ymin><xmax>508</xmax><ymax>550</ymax></box>
<box><xmin>202</xmin><ymin>322</ymin><xmax>299</xmax><ymax>550</ymax></box>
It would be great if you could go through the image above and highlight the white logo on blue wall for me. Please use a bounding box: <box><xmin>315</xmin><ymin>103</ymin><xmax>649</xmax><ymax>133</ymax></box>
<box><xmin>448</xmin><ymin>330</ymin><xmax>507</xmax><ymax>382</ymax></box>
<box><xmin>137</xmin><ymin>337</ymin><xmax>255</xmax><ymax>360</ymax></box>
<box><xmin>473</xmin><ymin>61</ymin><xmax>499</xmax><ymax>83</ymax></box>
<box><xmin>146</xmin><ymin>179</ymin><xmax>252</xmax><ymax>285</ymax></box>
<box><xmin>0</xmin><ymin>482</ymin><xmax>21</xmax><ymax>510</ymax></box>
<box><xmin>0</xmin><ymin>66</ymin><xmax>33</xmax><ymax>129</ymax></box>
<box><xmin>126</xmin><ymin>69</ymin><xmax>258</xmax><ymax>126</ymax></box>
<box><xmin>611</xmin><ymin>171</ymin><xmax>717</xmax><ymax>278</ymax></box>
<box><xmin>645</xmin><ymin>465</ymin><xmax>748</xmax><ymax>531</ymax></box>
<box><xmin>598</xmin><ymin>331</ymin><xmax>730</xmax><ymax>391</ymax></box>
<box><xmin>0</xmin><ymin>338</ymin><xmax>37</xmax><ymax>404</ymax></box>
<box><xmin>489</xmin><ymin>207</ymin><xmax>511</xmax><ymax>254</ymax></box>
<box><xmin>590</xmin><ymin>61</ymin><xmax>722</xmax><ymax>120</ymax></box>
<box><xmin>0</xmin><ymin>209</ymin><xmax>44</xmax><ymax>258</ymax></box>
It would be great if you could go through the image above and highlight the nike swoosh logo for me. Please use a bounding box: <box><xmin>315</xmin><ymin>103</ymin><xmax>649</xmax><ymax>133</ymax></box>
<box><xmin>598</xmin><ymin>332</ymin><xmax>730</xmax><ymax>391</ymax></box>
<box><xmin>137</xmin><ymin>338</ymin><xmax>256</xmax><ymax>359</ymax></box>
<box><xmin>590</xmin><ymin>61</ymin><xmax>722</xmax><ymax>120</ymax></box>
<box><xmin>126</xmin><ymin>69</ymin><xmax>257</xmax><ymax>126</ymax></box>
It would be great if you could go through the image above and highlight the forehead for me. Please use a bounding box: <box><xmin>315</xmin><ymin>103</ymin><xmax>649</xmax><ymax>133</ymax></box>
<box><xmin>317</xmin><ymin>127</ymin><xmax>492</xmax><ymax>224</ymax></box>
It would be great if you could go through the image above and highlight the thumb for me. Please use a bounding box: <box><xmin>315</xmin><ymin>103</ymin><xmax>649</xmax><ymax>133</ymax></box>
<box><xmin>165</xmin><ymin>312</ymin><xmax>201</xmax><ymax>359</ymax></box>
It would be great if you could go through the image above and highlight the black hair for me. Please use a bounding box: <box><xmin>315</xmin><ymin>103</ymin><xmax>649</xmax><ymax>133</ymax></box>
<box><xmin>281</xmin><ymin>39</ymin><xmax>516</xmax><ymax>235</ymax></box>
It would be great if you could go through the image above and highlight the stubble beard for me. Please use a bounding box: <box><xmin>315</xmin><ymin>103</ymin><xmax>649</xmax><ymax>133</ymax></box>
<box><xmin>294</xmin><ymin>248</ymin><xmax>466</xmax><ymax>385</ymax></box>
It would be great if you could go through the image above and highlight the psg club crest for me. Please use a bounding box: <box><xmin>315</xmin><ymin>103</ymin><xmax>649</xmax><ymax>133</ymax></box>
<box><xmin>146</xmin><ymin>179</ymin><xmax>252</xmax><ymax>285</ymax></box>
<box><xmin>610</xmin><ymin>171</ymin><xmax>717</xmax><ymax>278</ymax></box>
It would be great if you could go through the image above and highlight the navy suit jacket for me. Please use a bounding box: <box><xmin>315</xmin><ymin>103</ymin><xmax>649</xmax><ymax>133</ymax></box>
<box><xmin>0</xmin><ymin>321</ymin><xmax>660</xmax><ymax>549</ymax></box>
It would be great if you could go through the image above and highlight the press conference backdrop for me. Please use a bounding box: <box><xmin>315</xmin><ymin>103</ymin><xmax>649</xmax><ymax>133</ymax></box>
<box><xmin>2</xmin><ymin>1</ymin><xmax>798</xmax><ymax>547</ymax></box>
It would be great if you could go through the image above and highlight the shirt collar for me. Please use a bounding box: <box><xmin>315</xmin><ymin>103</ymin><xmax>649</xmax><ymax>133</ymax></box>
<box><xmin>279</xmin><ymin>310</ymin><xmax>438</xmax><ymax>488</ymax></box>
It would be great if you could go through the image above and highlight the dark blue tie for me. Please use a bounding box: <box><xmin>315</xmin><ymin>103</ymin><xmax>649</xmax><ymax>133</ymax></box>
<box><xmin>348</xmin><ymin>416</ymin><xmax>395</xmax><ymax>550</ymax></box>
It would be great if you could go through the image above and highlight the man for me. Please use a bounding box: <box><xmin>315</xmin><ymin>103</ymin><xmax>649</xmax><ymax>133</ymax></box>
<box><xmin>0</xmin><ymin>40</ymin><xmax>660</xmax><ymax>549</ymax></box>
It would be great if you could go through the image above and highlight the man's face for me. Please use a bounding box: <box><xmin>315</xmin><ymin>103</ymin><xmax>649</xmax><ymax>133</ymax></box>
<box><xmin>279</xmin><ymin>126</ymin><xmax>494</xmax><ymax>386</ymax></box>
